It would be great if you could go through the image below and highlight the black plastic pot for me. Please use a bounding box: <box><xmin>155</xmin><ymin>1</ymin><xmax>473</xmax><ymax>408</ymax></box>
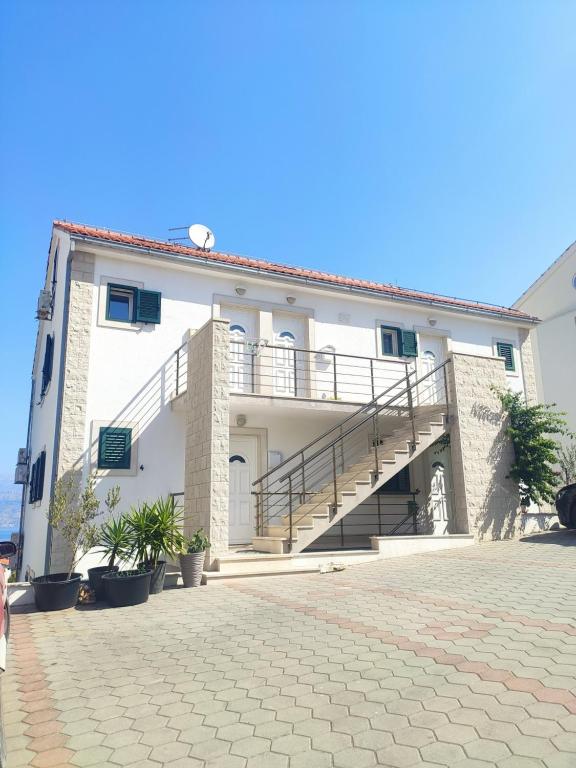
<box><xmin>32</xmin><ymin>573</ymin><xmax>82</xmax><ymax>612</ymax></box>
<box><xmin>87</xmin><ymin>565</ymin><xmax>119</xmax><ymax>601</ymax></box>
<box><xmin>102</xmin><ymin>569</ymin><xmax>152</xmax><ymax>607</ymax></box>
<box><xmin>149</xmin><ymin>561</ymin><xmax>167</xmax><ymax>594</ymax></box>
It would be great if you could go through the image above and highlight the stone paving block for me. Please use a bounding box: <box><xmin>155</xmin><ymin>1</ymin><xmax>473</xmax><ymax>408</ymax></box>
<box><xmin>8</xmin><ymin>533</ymin><xmax>576</xmax><ymax>768</ymax></box>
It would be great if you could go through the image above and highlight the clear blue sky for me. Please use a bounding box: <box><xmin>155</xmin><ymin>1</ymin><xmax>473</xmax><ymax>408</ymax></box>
<box><xmin>1</xmin><ymin>1</ymin><xmax>575</xmax><ymax>476</ymax></box>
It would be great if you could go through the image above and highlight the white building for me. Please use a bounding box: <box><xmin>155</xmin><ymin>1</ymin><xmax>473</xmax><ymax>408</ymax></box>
<box><xmin>16</xmin><ymin>220</ymin><xmax>541</xmax><ymax>580</ymax></box>
<box><xmin>514</xmin><ymin>240</ymin><xmax>576</xmax><ymax>436</ymax></box>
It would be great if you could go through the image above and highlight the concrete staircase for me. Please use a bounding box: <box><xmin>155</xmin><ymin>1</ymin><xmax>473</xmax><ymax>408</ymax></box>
<box><xmin>253</xmin><ymin>405</ymin><xmax>447</xmax><ymax>554</ymax></box>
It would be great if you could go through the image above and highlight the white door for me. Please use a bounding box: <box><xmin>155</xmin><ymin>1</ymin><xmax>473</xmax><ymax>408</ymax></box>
<box><xmin>229</xmin><ymin>435</ymin><xmax>258</xmax><ymax>544</ymax></box>
<box><xmin>429</xmin><ymin>461</ymin><xmax>449</xmax><ymax>535</ymax></box>
<box><xmin>274</xmin><ymin>331</ymin><xmax>296</xmax><ymax>395</ymax></box>
<box><xmin>222</xmin><ymin>307</ymin><xmax>258</xmax><ymax>393</ymax></box>
<box><xmin>272</xmin><ymin>313</ymin><xmax>305</xmax><ymax>397</ymax></box>
<box><xmin>418</xmin><ymin>335</ymin><xmax>445</xmax><ymax>405</ymax></box>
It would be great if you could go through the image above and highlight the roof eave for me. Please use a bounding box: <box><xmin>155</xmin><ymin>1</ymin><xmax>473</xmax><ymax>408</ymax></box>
<box><xmin>66</xmin><ymin>230</ymin><xmax>539</xmax><ymax>325</ymax></box>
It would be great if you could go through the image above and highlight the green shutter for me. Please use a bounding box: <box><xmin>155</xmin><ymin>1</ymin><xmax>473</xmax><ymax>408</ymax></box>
<box><xmin>29</xmin><ymin>451</ymin><xmax>46</xmax><ymax>503</ymax></box>
<box><xmin>98</xmin><ymin>427</ymin><xmax>132</xmax><ymax>470</ymax></box>
<box><xmin>135</xmin><ymin>290</ymin><xmax>161</xmax><ymax>324</ymax></box>
<box><xmin>41</xmin><ymin>335</ymin><xmax>54</xmax><ymax>396</ymax></box>
<box><xmin>400</xmin><ymin>330</ymin><xmax>418</xmax><ymax>358</ymax></box>
<box><xmin>496</xmin><ymin>342</ymin><xmax>515</xmax><ymax>371</ymax></box>
<box><xmin>36</xmin><ymin>451</ymin><xmax>46</xmax><ymax>502</ymax></box>
<box><xmin>29</xmin><ymin>461</ymin><xmax>37</xmax><ymax>503</ymax></box>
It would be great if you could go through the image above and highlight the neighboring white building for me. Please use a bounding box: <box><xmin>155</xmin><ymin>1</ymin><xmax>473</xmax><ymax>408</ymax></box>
<box><xmin>514</xmin><ymin>240</ymin><xmax>576</xmax><ymax>435</ymax></box>
<box><xmin>16</xmin><ymin>220</ymin><xmax>542</xmax><ymax>580</ymax></box>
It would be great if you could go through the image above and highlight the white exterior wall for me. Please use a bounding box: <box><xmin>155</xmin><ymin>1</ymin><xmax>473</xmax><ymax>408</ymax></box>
<box><xmin>20</xmin><ymin>232</ymin><xmax>536</xmax><ymax>577</ymax></box>
<box><xmin>515</xmin><ymin>243</ymin><xmax>576</xmax><ymax>433</ymax></box>
<box><xmin>20</xmin><ymin>233</ymin><xmax>71</xmax><ymax>579</ymax></box>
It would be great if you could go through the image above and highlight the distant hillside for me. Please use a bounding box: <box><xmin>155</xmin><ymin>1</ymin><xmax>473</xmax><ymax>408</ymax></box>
<box><xmin>0</xmin><ymin>474</ymin><xmax>22</xmax><ymax>533</ymax></box>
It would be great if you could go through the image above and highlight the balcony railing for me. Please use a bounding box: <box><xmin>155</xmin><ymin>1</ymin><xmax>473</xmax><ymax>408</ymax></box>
<box><xmin>173</xmin><ymin>339</ymin><xmax>413</xmax><ymax>403</ymax></box>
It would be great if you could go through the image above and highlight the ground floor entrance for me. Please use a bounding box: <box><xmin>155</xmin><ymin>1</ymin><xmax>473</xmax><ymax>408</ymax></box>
<box><xmin>229</xmin><ymin>434</ymin><xmax>258</xmax><ymax>544</ymax></box>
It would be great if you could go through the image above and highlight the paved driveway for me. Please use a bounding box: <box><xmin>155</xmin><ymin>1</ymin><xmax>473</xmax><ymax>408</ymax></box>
<box><xmin>6</xmin><ymin>531</ymin><xmax>576</xmax><ymax>768</ymax></box>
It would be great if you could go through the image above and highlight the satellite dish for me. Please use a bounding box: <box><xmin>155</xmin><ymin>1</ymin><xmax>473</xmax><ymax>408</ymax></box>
<box><xmin>188</xmin><ymin>224</ymin><xmax>215</xmax><ymax>250</ymax></box>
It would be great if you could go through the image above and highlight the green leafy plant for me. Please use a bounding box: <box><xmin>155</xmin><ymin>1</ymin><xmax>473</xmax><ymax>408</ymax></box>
<box><xmin>127</xmin><ymin>496</ymin><xmax>185</xmax><ymax>568</ymax></box>
<box><xmin>184</xmin><ymin>529</ymin><xmax>209</xmax><ymax>553</ymax></box>
<box><xmin>49</xmin><ymin>474</ymin><xmax>120</xmax><ymax>579</ymax></box>
<box><xmin>98</xmin><ymin>514</ymin><xmax>131</xmax><ymax>568</ymax></box>
<box><xmin>494</xmin><ymin>388</ymin><xmax>570</xmax><ymax>506</ymax></box>
<box><xmin>558</xmin><ymin>440</ymin><xmax>576</xmax><ymax>486</ymax></box>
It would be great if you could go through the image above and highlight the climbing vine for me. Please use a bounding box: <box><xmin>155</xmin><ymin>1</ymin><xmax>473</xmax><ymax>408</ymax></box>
<box><xmin>494</xmin><ymin>389</ymin><xmax>570</xmax><ymax>506</ymax></box>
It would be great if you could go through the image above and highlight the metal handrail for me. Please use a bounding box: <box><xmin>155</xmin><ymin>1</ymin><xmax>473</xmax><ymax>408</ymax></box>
<box><xmin>277</xmin><ymin>359</ymin><xmax>451</xmax><ymax>484</ymax></box>
<box><xmin>254</xmin><ymin>362</ymin><xmax>415</xmax><ymax>484</ymax></box>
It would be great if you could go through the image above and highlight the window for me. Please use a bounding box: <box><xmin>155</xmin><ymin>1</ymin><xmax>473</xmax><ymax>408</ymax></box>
<box><xmin>380</xmin><ymin>326</ymin><xmax>418</xmax><ymax>358</ymax></box>
<box><xmin>496</xmin><ymin>342</ymin><xmax>515</xmax><ymax>372</ymax></box>
<box><xmin>107</xmin><ymin>286</ymin><xmax>134</xmax><ymax>322</ymax></box>
<box><xmin>41</xmin><ymin>334</ymin><xmax>54</xmax><ymax>397</ymax></box>
<box><xmin>378</xmin><ymin>465</ymin><xmax>411</xmax><ymax>494</ymax></box>
<box><xmin>106</xmin><ymin>284</ymin><xmax>162</xmax><ymax>324</ymax></box>
<box><xmin>98</xmin><ymin>427</ymin><xmax>132</xmax><ymax>470</ymax></box>
<box><xmin>29</xmin><ymin>451</ymin><xmax>46</xmax><ymax>503</ymax></box>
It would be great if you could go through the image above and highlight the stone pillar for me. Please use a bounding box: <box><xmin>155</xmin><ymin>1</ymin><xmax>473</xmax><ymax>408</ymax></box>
<box><xmin>447</xmin><ymin>353</ymin><xmax>520</xmax><ymax>540</ymax></box>
<box><xmin>50</xmin><ymin>251</ymin><xmax>95</xmax><ymax>573</ymax></box>
<box><xmin>518</xmin><ymin>328</ymin><xmax>538</xmax><ymax>405</ymax></box>
<box><xmin>184</xmin><ymin>318</ymin><xmax>230</xmax><ymax>567</ymax></box>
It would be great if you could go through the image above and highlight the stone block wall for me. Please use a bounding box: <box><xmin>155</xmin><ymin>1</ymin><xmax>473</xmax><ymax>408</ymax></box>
<box><xmin>50</xmin><ymin>251</ymin><xmax>95</xmax><ymax>573</ymax></box>
<box><xmin>519</xmin><ymin>328</ymin><xmax>538</xmax><ymax>405</ymax></box>
<box><xmin>448</xmin><ymin>353</ymin><xmax>521</xmax><ymax>540</ymax></box>
<box><xmin>184</xmin><ymin>318</ymin><xmax>230</xmax><ymax>567</ymax></box>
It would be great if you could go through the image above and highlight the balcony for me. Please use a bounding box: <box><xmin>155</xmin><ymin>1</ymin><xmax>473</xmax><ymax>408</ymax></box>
<box><xmin>173</xmin><ymin>338</ymin><xmax>412</xmax><ymax>405</ymax></box>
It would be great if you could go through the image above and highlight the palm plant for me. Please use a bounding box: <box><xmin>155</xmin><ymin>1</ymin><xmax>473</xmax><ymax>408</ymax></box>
<box><xmin>127</xmin><ymin>497</ymin><xmax>185</xmax><ymax>568</ymax></box>
<box><xmin>97</xmin><ymin>515</ymin><xmax>132</xmax><ymax>568</ymax></box>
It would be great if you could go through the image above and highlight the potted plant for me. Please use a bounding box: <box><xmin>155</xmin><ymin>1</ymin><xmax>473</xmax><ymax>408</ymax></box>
<box><xmin>88</xmin><ymin>491</ymin><xmax>131</xmax><ymax>601</ymax></box>
<box><xmin>179</xmin><ymin>529</ymin><xmax>209</xmax><ymax>588</ymax></box>
<box><xmin>32</xmin><ymin>473</ymin><xmax>101</xmax><ymax>611</ymax></box>
<box><xmin>126</xmin><ymin>496</ymin><xmax>185</xmax><ymax>594</ymax></box>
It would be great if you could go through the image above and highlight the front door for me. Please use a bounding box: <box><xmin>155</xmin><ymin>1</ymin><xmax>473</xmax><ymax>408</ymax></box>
<box><xmin>229</xmin><ymin>435</ymin><xmax>258</xmax><ymax>545</ymax></box>
<box><xmin>429</xmin><ymin>461</ymin><xmax>449</xmax><ymax>535</ymax></box>
<box><xmin>272</xmin><ymin>314</ymin><xmax>305</xmax><ymax>397</ymax></box>
<box><xmin>417</xmin><ymin>334</ymin><xmax>445</xmax><ymax>405</ymax></box>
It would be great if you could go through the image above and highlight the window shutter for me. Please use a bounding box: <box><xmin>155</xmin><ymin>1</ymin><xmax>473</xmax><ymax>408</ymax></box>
<box><xmin>41</xmin><ymin>335</ymin><xmax>54</xmax><ymax>396</ymax></box>
<box><xmin>36</xmin><ymin>451</ymin><xmax>46</xmax><ymax>502</ymax></box>
<box><xmin>98</xmin><ymin>427</ymin><xmax>132</xmax><ymax>470</ymax></box>
<box><xmin>28</xmin><ymin>451</ymin><xmax>46</xmax><ymax>503</ymax></box>
<box><xmin>400</xmin><ymin>330</ymin><xmax>418</xmax><ymax>358</ymax></box>
<box><xmin>496</xmin><ymin>342</ymin><xmax>515</xmax><ymax>371</ymax></box>
<box><xmin>135</xmin><ymin>290</ymin><xmax>161</xmax><ymax>324</ymax></box>
<box><xmin>29</xmin><ymin>460</ymin><xmax>37</xmax><ymax>503</ymax></box>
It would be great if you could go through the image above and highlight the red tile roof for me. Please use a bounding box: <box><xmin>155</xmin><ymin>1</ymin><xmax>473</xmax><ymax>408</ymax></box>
<box><xmin>54</xmin><ymin>220</ymin><xmax>537</xmax><ymax>322</ymax></box>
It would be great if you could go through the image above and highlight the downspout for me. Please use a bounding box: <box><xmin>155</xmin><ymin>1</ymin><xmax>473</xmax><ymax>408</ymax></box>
<box><xmin>43</xmin><ymin>254</ymin><xmax>73</xmax><ymax>574</ymax></box>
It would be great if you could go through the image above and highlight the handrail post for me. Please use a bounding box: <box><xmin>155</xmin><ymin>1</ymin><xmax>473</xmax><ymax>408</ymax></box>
<box><xmin>288</xmin><ymin>475</ymin><xmax>293</xmax><ymax>551</ymax></box>
<box><xmin>175</xmin><ymin>348</ymin><xmax>180</xmax><ymax>396</ymax></box>
<box><xmin>300</xmin><ymin>450</ymin><xmax>306</xmax><ymax>503</ymax></box>
<box><xmin>406</xmin><ymin>365</ymin><xmax>417</xmax><ymax>452</ymax></box>
<box><xmin>293</xmin><ymin>349</ymin><xmax>298</xmax><ymax>397</ymax></box>
<box><xmin>332</xmin><ymin>353</ymin><xmax>338</xmax><ymax>400</ymax></box>
<box><xmin>442</xmin><ymin>361</ymin><xmax>449</xmax><ymax>420</ymax></box>
<box><xmin>370</xmin><ymin>358</ymin><xmax>375</xmax><ymax>401</ymax></box>
<box><xmin>377</xmin><ymin>493</ymin><xmax>382</xmax><ymax>535</ymax></box>
<box><xmin>372</xmin><ymin>414</ymin><xmax>380</xmax><ymax>478</ymax></box>
<box><xmin>332</xmin><ymin>444</ymin><xmax>338</xmax><ymax>517</ymax></box>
